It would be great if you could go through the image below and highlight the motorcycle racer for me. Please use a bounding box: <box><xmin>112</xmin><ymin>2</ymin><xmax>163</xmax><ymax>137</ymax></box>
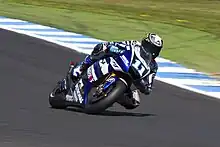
<box><xmin>61</xmin><ymin>33</ymin><xmax>163</xmax><ymax>109</ymax></box>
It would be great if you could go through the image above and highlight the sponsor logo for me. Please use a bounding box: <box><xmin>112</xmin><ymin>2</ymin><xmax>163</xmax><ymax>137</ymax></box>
<box><xmin>106</xmin><ymin>77</ymin><xmax>116</xmax><ymax>83</ymax></box>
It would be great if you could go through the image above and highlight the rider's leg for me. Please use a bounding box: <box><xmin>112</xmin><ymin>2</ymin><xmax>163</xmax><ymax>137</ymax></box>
<box><xmin>69</xmin><ymin>55</ymin><xmax>94</xmax><ymax>81</ymax></box>
<box><xmin>117</xmin><ymin>89</ymin><xmax>140</xmax><ymax>109</ymax></box>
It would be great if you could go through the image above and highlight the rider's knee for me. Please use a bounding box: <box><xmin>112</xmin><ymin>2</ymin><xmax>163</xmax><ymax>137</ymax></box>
<box><xmin>124</xmin><ymin>101</ymin><xmax>140</xmax><ymax>110</ymax></box>
<box><xmin>117</xmin><ymin>93</ymin><xmax>140</xmax><ymax>110</ymax></box>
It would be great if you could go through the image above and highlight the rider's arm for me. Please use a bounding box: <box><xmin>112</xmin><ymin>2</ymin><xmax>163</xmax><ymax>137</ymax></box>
<box><xmin>147</xmin><ymin>60</ymin><xmax>158</xmax><ymax>94</ymax></box>
<box><xmin>83</xmin><ymin>40</ymin><xmax>136</xmax><ymax>70</ymax></box>
<box><xmin>82</xmin><ymin>41</ymin><xmax>127</xmax><ymax>68</ymax></box>
<box><xmin>107</xmin><ymin>40</ymin><xmax>140</xmax><ymax>52</ymax></box>
<box><xmin>90</xmin><ymin>41</ymin><xmax>129</xmax><ymax>59</ymax></box>
<box><xmin>144</xmin><ymin>70</ymin><xmax>157</xmax><ymax>95</ymax></box>
<box><xmin>94</xmin><ymin>40</ymin><xmax>137</xmax><ymax>54</ymax></box>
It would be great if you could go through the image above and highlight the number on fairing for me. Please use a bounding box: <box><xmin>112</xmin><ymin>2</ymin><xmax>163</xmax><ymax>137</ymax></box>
<box><xmin>132</xmin><ymin>59</ymin><xmax>146</xmax><ymax>76</ymax></box>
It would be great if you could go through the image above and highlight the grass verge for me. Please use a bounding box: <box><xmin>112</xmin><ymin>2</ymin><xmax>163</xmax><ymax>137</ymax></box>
<box><xmin>0</xmin><ymin>0</ymin><xmax>219</xmax><ymax>73</ymax></box>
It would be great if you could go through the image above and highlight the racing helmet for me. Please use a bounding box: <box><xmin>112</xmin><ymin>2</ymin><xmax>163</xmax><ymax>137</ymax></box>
<box><xmin>141</xmin><ymin>33</ymin><xmax>163</xmax><ymax>59</ymax></box>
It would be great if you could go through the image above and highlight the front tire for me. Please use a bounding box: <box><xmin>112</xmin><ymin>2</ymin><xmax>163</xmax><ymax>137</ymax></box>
<box><xmin>84</xmin><ymin>80</ymin><xmax>127</xmax><ymax>114</ymax></box>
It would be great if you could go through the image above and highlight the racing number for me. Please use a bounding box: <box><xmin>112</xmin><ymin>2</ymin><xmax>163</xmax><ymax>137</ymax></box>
<box><xmin>132</xmin><ymin>59</ymin><xmax>146</xmax><ymax>77</ymax></box>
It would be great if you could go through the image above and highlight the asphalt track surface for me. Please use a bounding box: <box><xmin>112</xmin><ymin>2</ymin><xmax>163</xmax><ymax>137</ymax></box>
<box><xmin>1</xmin><ymin>28</ymin><xmax>220</xmax><ymax>147</ymax></box>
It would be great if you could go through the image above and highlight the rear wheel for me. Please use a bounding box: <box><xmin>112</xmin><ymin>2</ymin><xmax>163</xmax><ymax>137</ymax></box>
<box><xmin>84</xmin><ymin>80</ymin><xmax>127</xmax><ymax>114</ymax></box>
<box><xmin>49</xmin><ymin>84</ymin><xmax>67</xmax><ymax>109</ymax></box>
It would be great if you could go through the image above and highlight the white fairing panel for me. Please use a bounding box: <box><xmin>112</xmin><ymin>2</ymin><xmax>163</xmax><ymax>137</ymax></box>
<box><xmin>73</xmin><ymin>79</ymin><xmax>84</xmax><ymax>103</ymax></box>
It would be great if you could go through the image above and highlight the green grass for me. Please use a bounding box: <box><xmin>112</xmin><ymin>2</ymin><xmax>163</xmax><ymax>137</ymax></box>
<box><xmin>0</xmin><ymin>0</ymin><xmax>220</xmax><ymax>73</ymax></box>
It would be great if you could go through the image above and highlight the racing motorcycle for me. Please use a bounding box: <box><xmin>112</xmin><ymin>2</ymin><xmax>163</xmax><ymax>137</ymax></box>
<box><xmin>49</xmin><ymin>45</ymin><xmax>152</xmax><ymax>114</ymax></box>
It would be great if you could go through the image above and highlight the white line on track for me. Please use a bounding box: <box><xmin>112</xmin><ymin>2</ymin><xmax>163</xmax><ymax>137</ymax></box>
<box><xmin>0</xmin><ymin>24</ymin><xmax>55</xmax><ymax>29</ymax></box>
<box><xmin>158</xmin><ymin>78</ymin><xmax>220</xmax><ymax>86</ymax></box>
<box><xmin>156</xmin><ymin>77</ymin><xmax>220</xmax><ymax>99</ymax></box>
<box><xmin>157</xmin><ymin>67</ymin><xmax>198</xmax><ymax>73</ymax></box>
<box><xmin>28</xmin><ymin>31</ymin><xmax>84</xmax><ymax>36</ymax></box>
<box><xmin>0</xmin><ymin>18</ymin><xmax>26</xmax><ymax>22</ymax></box>
<box><xmin>45</xmin><ymin>37</ymin><xmax>103</xmax><ymax>42</ymax></box>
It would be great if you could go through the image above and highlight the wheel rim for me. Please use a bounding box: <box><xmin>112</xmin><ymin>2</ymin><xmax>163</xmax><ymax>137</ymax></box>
<box><xmin>89</xmin><ymin>84</ymin><xmax>114</xmax><ymax>104</ymax></box>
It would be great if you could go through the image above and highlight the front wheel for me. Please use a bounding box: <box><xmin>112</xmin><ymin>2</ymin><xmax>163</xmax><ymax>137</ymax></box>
<box><xmin>84</xmin><ymin>80</ymin><xmax>127</xmax><ymax>114</ymax></box>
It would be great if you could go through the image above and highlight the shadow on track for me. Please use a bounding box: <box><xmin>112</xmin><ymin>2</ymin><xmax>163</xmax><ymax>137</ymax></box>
<box><xmin>62</xmin><ymin>107</ymin><xmax>156</xmax><ymax>117</ymax></box>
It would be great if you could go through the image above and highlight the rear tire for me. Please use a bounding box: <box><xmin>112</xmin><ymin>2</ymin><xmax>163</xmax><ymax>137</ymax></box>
<box><xmin>49</xmin><ymin>85</ymin><xmax>67</xmax><ymax>109</ymax></box>
<box><xmin>84</xmin><ymin>80</ymin><xmax>127</xmax><ymax>114</ymax></box>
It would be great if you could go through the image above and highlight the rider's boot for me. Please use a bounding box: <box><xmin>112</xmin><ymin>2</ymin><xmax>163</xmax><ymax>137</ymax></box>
<box><xmin>57</xmin><ymin>62</ymin><xmax>84</xmax><ymax>95</ymax></box>
<box><xmin>59</xmin><ymin>55</ymin><xmax>94</xmax><ymax>92</ymax></box>
<box><xmin>70</xmin><ymin>55</ymin><xmax>94</xmax><ymax>82</ymax></box>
